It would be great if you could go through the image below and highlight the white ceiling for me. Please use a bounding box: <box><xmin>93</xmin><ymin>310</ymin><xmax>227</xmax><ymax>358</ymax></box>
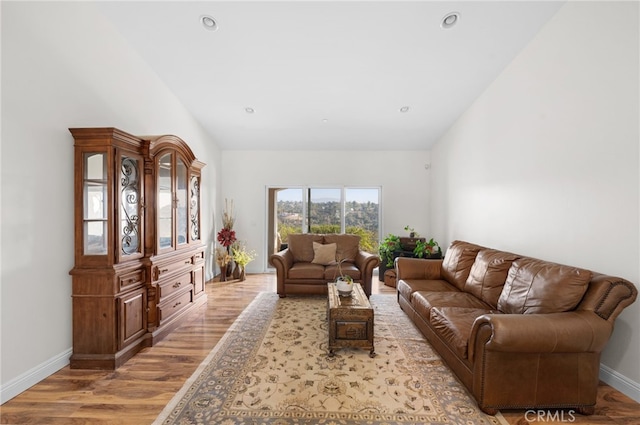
<box><xmin>99</xmin><ymin>1</ymin><xmax>565</xmax><ymax>151</ymax></box>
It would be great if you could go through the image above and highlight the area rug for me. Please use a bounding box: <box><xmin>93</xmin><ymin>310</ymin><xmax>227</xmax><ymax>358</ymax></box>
<box><xmin>154</xmin><ymin>292</ymin><xmax>508</xmax><ymax>425</ymax></box>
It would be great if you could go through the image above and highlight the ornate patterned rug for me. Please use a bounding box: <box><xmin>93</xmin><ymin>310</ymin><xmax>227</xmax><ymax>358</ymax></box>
<box><xmin>154</xmin><ymin>292</ymin><xmax>508</xmax><ymax>425</ymax></box>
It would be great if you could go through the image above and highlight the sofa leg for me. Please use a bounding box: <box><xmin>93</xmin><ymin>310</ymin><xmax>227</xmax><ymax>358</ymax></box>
<box><xmin>278</xmin><ymin>293</ymin><xmax>286</xmax><ymax>298</ymax></box>
<box><xmin>480</xmin><ymin>406</ymin><xmax>498</xmax><ymax>416</ymax></box>
<box><xmin>576</xmin><ymin>406</ymin><xmax>595</xmax><ymax>416</ymax></box>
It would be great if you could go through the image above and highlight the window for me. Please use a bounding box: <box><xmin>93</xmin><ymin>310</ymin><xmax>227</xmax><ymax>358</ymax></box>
<box><xmin>267</xmin><ymin>187</ymin><xmax>380</xmax><ymax>259</ymax></box>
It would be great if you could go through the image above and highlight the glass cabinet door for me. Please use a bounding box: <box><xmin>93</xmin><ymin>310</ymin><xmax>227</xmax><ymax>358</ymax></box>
<box><xmin>119</xmin><ymin>153</ymin><xmax>143</xmax><ymax>260</ymax></box>
<box><xmin>189</xmin><ymin>175</ymin><xmax>200</xmax><ymax>241</ymax></box>
<box><xmin>158</xmin><ymin>153</ymin><xmax>173</xmax><ymax>249</ymax></box>
<box><xmin>176</xmin><ymin>158</ymin><xmax>187</xmax><ymax>246</ymax></box>
<box><xmin>83</xmin><ymin>153</ymin><xmax>108</xmax><ymax>255</ymax></box>
<box><xmin>155</xmin><ymin>150</ymin><xmax>200</xmax><ymax>252</ymax></box>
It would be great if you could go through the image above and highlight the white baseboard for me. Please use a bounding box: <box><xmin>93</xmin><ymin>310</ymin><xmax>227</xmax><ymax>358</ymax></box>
<box><xmin>1</xmin><ymin>348</ymin><xmax>72</xmax><ymax>404</ymax></box>
<box><xmin>600</xmin><ymin>363</ymin><xmax>640</xmax><ymax>403</ymax></box>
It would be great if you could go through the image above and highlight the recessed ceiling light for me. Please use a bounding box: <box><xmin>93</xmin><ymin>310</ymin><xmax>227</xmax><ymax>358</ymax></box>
<box><xmin>399</xmin><ymin>106</ymin><xmax>410</xmax><ymax>113</ymax></box>
<box><xmin>322</xmin><ymin>118</ymin><xmax>329</xmax><ymax>123</ymax></box>
<box><xmin>245</xmin><ymin>107</ymin><xmax>255</xmax><ymax>114</ymax></box>
<box><xmin>201</xmin><ymin>15</ymin><xmax>218</xmax><ymax>31</ymax></box>
<box><xmin>441</xmin><ymin>12</ymin><xmax>460</xmax><ymax>29</ymax></box>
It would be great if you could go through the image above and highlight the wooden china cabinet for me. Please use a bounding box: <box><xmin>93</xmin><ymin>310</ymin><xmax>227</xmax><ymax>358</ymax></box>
<box><xmin>69</xmin><ymin>128</ymin><xmax>206</xmax><ymax>369</ymax></box>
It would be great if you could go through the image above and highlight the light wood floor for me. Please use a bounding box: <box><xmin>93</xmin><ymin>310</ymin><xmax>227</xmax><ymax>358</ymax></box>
<box><xmin>1</xmin><ymin>274</ymin><xmax>638</xmax><ymax>424</ymax></box>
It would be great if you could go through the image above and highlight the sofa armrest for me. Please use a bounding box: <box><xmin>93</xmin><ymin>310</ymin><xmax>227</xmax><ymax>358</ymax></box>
<box><xmin>578</xmin><ymin>274</ymin><xmax>638</xmax><ymax>322</ymax></box>
<box><xmin>355</xmin><ymin>251</ymin><xmax>380</xmax><ymax>297</ymax></box>
<box><xmin>468</xmin><ymin>311</ymin><xmax>612</xmax><ymax>362</ymax></box>
<box><xmin>269</xmin><ymin>249</ymin><xmax>293</xmax><ymax>296</ymax></box>
<box><xmin>395</xmin><ymin>257</ymin><xmax>444</xmax><ymax>280</ymax></box>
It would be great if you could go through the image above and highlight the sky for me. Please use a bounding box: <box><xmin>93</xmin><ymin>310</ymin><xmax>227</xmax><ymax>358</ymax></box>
<box><xmin>277</xmin><ymin>188</ymin><xmax>379</xmax><ymax>204</ymax></box>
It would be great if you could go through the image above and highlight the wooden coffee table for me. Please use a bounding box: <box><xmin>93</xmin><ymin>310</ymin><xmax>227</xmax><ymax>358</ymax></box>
<box><xmin>327</xmin><ymin>282</ymin><xmax>375</xmax><ymax>357</ymax></box>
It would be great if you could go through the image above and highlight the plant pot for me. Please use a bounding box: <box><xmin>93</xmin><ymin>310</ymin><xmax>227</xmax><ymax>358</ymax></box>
<box><xmin>378</xmin><ymin>263</ymin><xmax>387</xmax><ymax>281</ymax></box>
<box><xmin>335</xmin><ymin>278</ymin><xmax>353</xmax><ymax>297</ymax></box>
<box><xmin>226</xmin><ymin>260</ymin><xmax>234</xmax><ymax>277</ymax></box>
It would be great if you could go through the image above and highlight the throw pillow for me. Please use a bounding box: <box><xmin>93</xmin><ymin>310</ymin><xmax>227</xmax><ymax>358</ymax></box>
<box><xmin>312</xmin><ymin>242</ymin><xmax>337</xmax><ymax>265</ymax></box>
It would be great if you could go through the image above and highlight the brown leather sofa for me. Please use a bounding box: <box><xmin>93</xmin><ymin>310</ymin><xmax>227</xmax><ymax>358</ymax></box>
<box><xmin>395</xmin><ymin>240</ymin><xmax>637</xmax><ymax>415</ymax></box>
<box><xmin>270</xmin><ymin>233</ymin><xmax>379</xmax><ymax>297</ymax></box>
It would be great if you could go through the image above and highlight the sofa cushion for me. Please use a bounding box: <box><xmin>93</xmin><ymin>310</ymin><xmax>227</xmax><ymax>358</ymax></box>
<box><xmin>414</xmin><ymin>291</ymin><xmax>493</xmax><ymax>321</ymax></box>
<box><xmin>288</xmin><ymin>234</ymin><xmax>324</xmax><ymax>263</ymax></box>
<box><xmin>397</xmin><ymin>279</ymin><xmax>458</xmax><ymax>304</ymax></box>
<box><xmin>311</xmin><ymin>242</ymin><xmax>337</xmax><ymax>265</ymax></box>
<box><xmin>430</xmin><ymin>307</ymin><xmax>495</xmax><ymax>359</ymax></box>
<box><xmin>463</xmin><ymin>249</ymin><xmax>519</xmax><ymax>308</ymax></box>
<box><xmin>497</xmin><ymin>258</ymin><xmax>592</xmax><ymax>314</ymax></box>
<box><xmin>441</xmin><ymin>241</ymin><xmax>483</xmax><ymax>291</ymax></box>
<box><xmin>288</xmin><ymin>262</ymin><xmax>325</xmax><ymax>280</ymax></box>
<box><xmin>324</xmin><ymin>234</ymin><xmax>361</xmax><ymax>263</ymax></box>
<box><xmin>325</xmin><ymin>262</ymin><xmax>360</xmax><ymax>282</ymax></box>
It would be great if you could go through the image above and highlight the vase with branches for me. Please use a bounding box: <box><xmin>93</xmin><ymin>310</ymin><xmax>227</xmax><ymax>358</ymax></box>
<box><xmin>215</xmin><ymin>247</ymin><xmax>232</xmax><ymax>282</ymax></box>
<box><xmin>217</xmin><ymin>199</ymin><xmax>236</xmax><ymax>278</ymax></box>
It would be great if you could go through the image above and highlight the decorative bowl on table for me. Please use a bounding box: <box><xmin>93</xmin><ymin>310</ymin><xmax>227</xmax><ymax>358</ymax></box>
<box><xmin>336</xmin><ymin>277</ymin><xmax>354</xmax><ymax>297</ymax></box>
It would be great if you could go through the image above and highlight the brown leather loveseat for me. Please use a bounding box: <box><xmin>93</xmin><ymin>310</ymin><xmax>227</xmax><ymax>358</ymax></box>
<box><xmin>396</xmin><ymin>240</ymin><xmax>637</xmax><ymax>415</ymax></box>
<box><xmin>270</xmin><ymin>233</ymin><xmax>379</xmax><ymax>297</ymax></box>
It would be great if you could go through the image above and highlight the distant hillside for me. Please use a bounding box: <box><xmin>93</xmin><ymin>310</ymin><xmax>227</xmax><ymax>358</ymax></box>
<box><xmin>277</xmin><ymin>200</ymin><xmax>379</xmax><ymax>253</ymax></box>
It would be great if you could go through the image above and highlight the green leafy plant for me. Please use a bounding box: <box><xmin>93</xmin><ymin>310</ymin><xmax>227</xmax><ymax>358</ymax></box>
<box><xmin>413</xmin><ymin>238</ymin><xmax>441</xmax><ymax>258</ymax></box>
<box><xmin>345</xmin><ymin>226</ymin><xmax>378</xmax><ymax>254</ymax></box>
<box><xmin>403</xmin><ymin>225</ymin><xmax>419</xmax><ymax>237</ymax></box>
<box><xmin>379</xmin><ymin>234</ymin><xmax>402</xmax><ymax>267</ymax></box>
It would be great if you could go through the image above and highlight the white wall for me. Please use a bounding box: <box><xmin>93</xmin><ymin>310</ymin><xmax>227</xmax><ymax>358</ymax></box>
<box><xmin>431</xmin><ymin>1</ymin><xmax>639</xmax><ymax>400</ymax></box>
<box><xmin>220</xmin><ymin>150</ymin><xmax>431</xmax><ymax>273</ymax></box>
<box><xmin>1</xmin><ymin>2</ymin><xmax>220</xmax><ymax>402</ymax></box>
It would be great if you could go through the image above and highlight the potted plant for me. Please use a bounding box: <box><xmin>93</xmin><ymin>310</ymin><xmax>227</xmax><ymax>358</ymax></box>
<box><xmin>413</xmin><ymin>238</ymin><xmax>442</xmax><ymax>259</ymax></box>
<box><xmin>333</xmin><ymin>258</ymin><xmax>354</xmax><ymax>296</ymax></box>
<box><xmin>215</xmin><ymin>247</ymin><xmax>232</xmax><ymax>281</ymax></box>
<box><xmin>379</xmin><ymin>234</ymin><xmax>402</xmax><ymax>267</ymax></box>
<box><xmin>378</xmin><ymin>234</ymin><xmax>402</xmax><ymax>280</ymax></box>
<box><xmin>403</xmin><ymin>225</ymin><xmax>419</xmax><ymax>238</ymax></box>
<box><xmin>231</xmin><ymin>242</ymin><xmax>256</xmax><ymax>281</ymax></box>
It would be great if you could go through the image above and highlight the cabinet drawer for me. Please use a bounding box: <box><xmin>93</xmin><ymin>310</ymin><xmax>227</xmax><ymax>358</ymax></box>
<box><xmin>193</xmin><ymin>251</ymin><xmax>205</xmax><ymax>264</ymax></box>
<box><xmin>158</xmin><ymin>272</ymin><xmax>192</xmax><ymax>300</ymax></box>
<box><xmin>159</xmin><ymin>289</ymin><xmax>193</xmax><ymax>325</ymax></box>
<box><xmin>154</xmin><ymin>257</ymin><xmax>193</xmax><ymax>281</ymax></box>
<box><xmin>119</xmin><ymin>269</ymin><xmax>145</xmax><ymax>291</ymax></box>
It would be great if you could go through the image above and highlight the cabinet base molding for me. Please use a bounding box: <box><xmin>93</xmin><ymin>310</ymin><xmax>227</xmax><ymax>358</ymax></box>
<box><xmin>70</xmin><ymin>334</ymin><xmax>150</xmax><ymax>370</ymax></box>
